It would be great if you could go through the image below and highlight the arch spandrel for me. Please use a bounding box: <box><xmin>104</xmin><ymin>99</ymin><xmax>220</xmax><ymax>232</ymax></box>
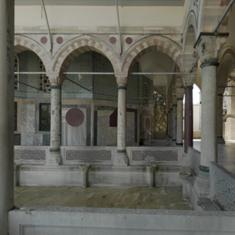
<box><xmin>121</xmin><ymin>35</ymin><xmax>183</xmax><ymax>78</ymax></box>
<box><xmin>14</xmin><ymin>35</ymin><xmax>51</xmax><ymax>73</ymax></box>
<box><xmin>51</xmin><ymin>35</ymin><xmax>121</xmax><ymax>79</ymax></box>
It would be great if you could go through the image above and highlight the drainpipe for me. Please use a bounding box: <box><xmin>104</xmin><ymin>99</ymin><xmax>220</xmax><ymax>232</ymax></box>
<box><xmin>115</xmin><ymin>0</ymin><xmax>123</xmax><ymax>55</ymax></box>
<box><xmin>41</xmin><ymin>0</ymin><xmax>53</xmax><ymax>53</ymax></box>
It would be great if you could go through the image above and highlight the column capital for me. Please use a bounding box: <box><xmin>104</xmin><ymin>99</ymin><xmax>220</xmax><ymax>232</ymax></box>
<box><xmin>196</xmin><ymin>35</ymin><xmax>226</xmax><ymax>68</ymax></box>
<box><xmin>182</xmin><ymin>73</ymin><xmax>195</xmax><ymax>87</ymax></box>
<box><xmin>115</xmin><ymin>74</ymin><xmax>128</xmax><ymax>88</ymax></box>
<box><xmin>46</xmin><ymin>71</ymin><xmax>61</xmax><ymax>86</ymax></box>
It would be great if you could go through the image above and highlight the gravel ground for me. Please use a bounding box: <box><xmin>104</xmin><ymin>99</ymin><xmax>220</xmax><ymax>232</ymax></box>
<box><xmin>15</xmin><ymin>186</ymin><xmax>192</xmax><ymax>210</ymax></box>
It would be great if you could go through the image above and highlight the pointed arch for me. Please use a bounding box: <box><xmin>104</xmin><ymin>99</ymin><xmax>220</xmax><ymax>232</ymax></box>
<box><xmin>52</xmin><ymin>35</ymin><xmax>120</xmax><ymax>77</ymax></box>
<box><xmin>14</xmin><ymin>35</ymin><xmax>50</xmax><ymax>73</ymax></box>
<box><xmin>121</xmin><ymin>35</ymin><xmax>182</xmax><ymax>77</ymax></box>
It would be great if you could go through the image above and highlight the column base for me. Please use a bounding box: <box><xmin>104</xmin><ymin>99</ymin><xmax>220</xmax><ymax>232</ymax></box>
<box><xmin>46</xmin><ymin>149</ymin><xmax>61</xmax><ymax>166</ymax></box>
<box><xmin>113</xmin><ymin>150</ymin><xmax>129</xmax><ymax>167</ymax></box>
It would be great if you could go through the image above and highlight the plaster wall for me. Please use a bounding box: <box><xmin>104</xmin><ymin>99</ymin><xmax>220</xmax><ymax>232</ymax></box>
<box><xmin>15</xmin><ymin>5</ymin><xmax>185</xmax><ymax>32</ymax></box>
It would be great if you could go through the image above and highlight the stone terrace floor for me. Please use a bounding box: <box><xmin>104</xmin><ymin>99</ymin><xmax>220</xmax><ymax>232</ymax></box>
<box><xmin>15</xmin><ymin>186</ymin><xmax>192</xmax><ymax>210</ymax></box>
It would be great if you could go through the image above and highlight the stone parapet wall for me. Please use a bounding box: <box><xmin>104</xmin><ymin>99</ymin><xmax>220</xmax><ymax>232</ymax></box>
<box><xmin>210</xmin><ymin>163</ymin><xmax>235</xmax><ymax>210</ymax></box>
<box><xmin>14</xmin><ymin>146</ymin><xmax>47</xmax><ymax>165</ymax></box>
<box><xmin>15</xmin><ymin>146</ymin><xmax>183</xmax><ymax>187</ymax></box>
<box><xmin>14</xmin><ymin>146</ymin><xmax>183</xmax><ymax>166</ymax></box>
<box><xmin>9</xmin><ymin>208</ymin><xmax>235</xmax><ymax>235</ymax></box>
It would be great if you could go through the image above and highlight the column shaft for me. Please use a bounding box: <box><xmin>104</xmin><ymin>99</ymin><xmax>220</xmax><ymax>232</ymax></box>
<box><xmin>117</xmin><ymin>87</ymin><xmax>126</xmax><ymax>152</ymax></box>
<box><xmin>217</xmin><ymin>93</ymin><xmax>224</xmax><ymax>142</ymax></box>
<box><xmin>176</xmin><ymin>98</ymin><xmax>183</xmax><ymax>145</ymax></box>
<box><xmin>48</xmin><ymin>85</ymin><xmax>61</xmax><ymax>164</ymax></box>
<box><xmin>90</xmin><ymin>102</ymin><xmax>95</xmax><ymax>146</ymax></box>
<box><xmin>184</xmin><ymin>86</ymin><xmax>193</xmax><ymax>152</ymax></box>
<box><xmin>167</xmin><ymin>109</ymin><xmax>172</xmax><ymax>138</ymax></box>
<box><xmin>0</xmin><ymin>0</ymin><xmax>14</xmax><ymax>234</ymax></box>
<box><xmin>172</xmin><ymin>105</ymin><xmax>177</xmax><ymax>141</ymax></box>
<box><xmin>201</xmin><ymin>64</ymin><xmax>217</xmax><ymax>168</ymax></box>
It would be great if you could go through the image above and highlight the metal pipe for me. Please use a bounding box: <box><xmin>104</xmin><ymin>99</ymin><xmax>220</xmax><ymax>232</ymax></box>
<box><xmin>15</xmin><ymin>71</ymin><xmax>189</xmax><ymax>76</ymax></box>
<box><xmin>41</xmin><ymin>0</ymin><xmax>53</xmax><ymax>53</ymax></box>
<box><xmin>115</xmin><ymin>0</ymin><xmax>123</xmax><ymax>55</ymax></box>
<box><xmin>214</xmin><ymin>0</ymin><xmax>235</xmax><ymax>33</ymax></box>
<box><xmin>65</xmin><ymin>77</ymin><xmax>92</xmax><ymax>92</ymax></box>
<box><xmin>17</xmin><ymin>81</ymin><xmax>42</xmax><ymax>91</ymax></box>
<box><xmin>14</xmin><ymin>72</ymin><xmax>47</xmax><ymax>75</ymax></box>
<box><xmin>65</xmin><ymin>72</ymin><xmax>188</xmax><ymax>76</ymax></box>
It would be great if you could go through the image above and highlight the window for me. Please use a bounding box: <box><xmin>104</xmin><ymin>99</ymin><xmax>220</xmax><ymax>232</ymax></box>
<box><xmin>39</xmin><ymin>103</ymin><xmax>50</xmax><ymax>131</ymax></box>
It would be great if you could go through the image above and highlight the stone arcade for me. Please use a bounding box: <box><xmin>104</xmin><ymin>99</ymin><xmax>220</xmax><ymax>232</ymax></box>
<box><xmin>2</xmin><ymin>0</ymin><xmax>235</xmax><ymax>234</ymax></box>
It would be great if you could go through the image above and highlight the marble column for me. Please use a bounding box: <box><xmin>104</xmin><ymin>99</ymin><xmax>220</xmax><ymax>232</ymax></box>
<box><xmin>172</xmin><ymin>104</ymin><xmax>177</xmax><ymax>141</ymax></box>
<box><xmin>47</xmin><ymin>82</ymin><xmax>61</xmax><ymax>165</ymax></box>
<box><xmin>176</xmin><ymin>93</ymin><xmax>184</xmax><ymax>145</ymax></box>
<box><xmin>167</xmin><ymin>108</ymin><xmax>172</xmax><ymax>138</ymax></box>
<box><xmin>90</xmin><ymin>102</ymin><xmax>95</xmax><ymax>146</ymax></box>
<box><xmin>117</xmin><ymin>86</ymin><xmax>127</xmax><ymax>147</ymax></box>
<box><xmin>217</xmin><ymin>89</ymin><xmax>225</xmax><ymax>143</ymax></box>
<box><xmin>200</xmin><ymin>60</ymin><xmax>218</xmax><ymax>169</ymax></box>
<box><xmin>115</xmin><ymin>77</ymin><xmax>129</xmax><ymax>166</ymax></box>
<box><xmin>0</xmin><ymin>0</ymin><xmax>14</xmax><ymax>234</ymax></box>
<box><xmin>184</xmin><ymin>85</ymin><xmax>193</xmax><ymax>153</ymax></box>
<box><xmin>194</xmin><ymin>35</ymin><xmax>226</xmax><ymax>198</ymax></box>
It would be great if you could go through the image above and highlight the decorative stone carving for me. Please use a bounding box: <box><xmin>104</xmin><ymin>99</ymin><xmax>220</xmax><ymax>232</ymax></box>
<box><xmin>115</xmin><ymin>74</ymin><xmax>128</xmax><ymax>87</ymax></box>
<box><xmin>121</xmin><ymin>35</ymin><xmax>182</xmax><ymax>76</ymax></box>
<box><xmin>46</xmin><ymin>71</ymin><xmax>61</xmax><ymax>86</ymax></box>
<box><xmin>182</xmin><ymin>73</ymin><xmax>196</xmax><ymax>87</ymax></box>
<box><xmin>52</xmin><ymin>35</ymin><xmax>120</xmax><ymax>76</ymax></box>
<box><xmin>14</xmin><ymin>35</ymin><xmax>51</xmax><ymax>74</ymax></box>
<box><xmin>197</xmin><ymin>35</ymin><xmax>227</xmax><ymax>67</ymax></box>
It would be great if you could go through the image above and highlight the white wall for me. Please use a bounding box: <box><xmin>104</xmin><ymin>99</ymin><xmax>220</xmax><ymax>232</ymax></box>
<box><xmin>15</xmin><ymin>5</ymin><xmax>185</xmax><ymax>32</ymax></box>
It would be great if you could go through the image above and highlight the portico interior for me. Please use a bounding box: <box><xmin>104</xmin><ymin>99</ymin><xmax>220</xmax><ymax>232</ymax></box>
<box><xmin>2</xmin><ymin>0</ymin><xmax>235</xmax><ymax>234</ymax></box>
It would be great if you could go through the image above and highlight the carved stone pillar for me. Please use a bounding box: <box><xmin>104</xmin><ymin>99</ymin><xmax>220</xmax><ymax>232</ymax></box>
<box><xmin>114</xmin><ymin>75</ymin><xmax>129</xmax><ymax>166</ymax></box>
<box><xmin>182</xmin><ymin>52</ymin><xmax>197</xmax><ymax>153</ymax></box>
<box><xmin>172</xmin><ymin>104</ymin><xmax>177</xmax><ymax>141</ymax></box>
<box><xmin>47</xmin><ymin>74</ymin><xmax>62</xmax><ymax>165</ymax></box>
<box><xmin>176</xmin><ymin>88</ymin><xmax>184</xmax><ymax>145</ymax></box>
<box><xmin>198</xmin><ymin>36</ymin><xmax>220</xmax><ymax>172</ymax></box>
<box><xmin>0</xmin><ymin>0</ymin><xmax>14</xmax><ymax>234</ymax></box>
<box><xmin>90</xmin><ymin>101</ymin><xmax>95</xmax><ymax>146</ymax></box>
<box><xmin>194</xmin><ymin>35</ymin><xmax>225</xmax><ymax>197</ymax></box>
<box><xmin>184</xmin><ymin>82</ymin><xmax>193</xmax><ymax>153</ymax></box>
<box><xmin>167</xmin><ymin>108</ymin><xmax>172</xmax><ymax>138</ymax></box>
<box><xmin>217</xmin><ymin>88</ymin><xmax>225</xmax><ymax>143</ymax></box>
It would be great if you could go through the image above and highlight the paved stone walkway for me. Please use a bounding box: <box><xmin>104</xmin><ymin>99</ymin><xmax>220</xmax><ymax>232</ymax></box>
<box><xmin>15</xmin><ymin>186</ymin><xmax>191</xmax><ymax>210</ymax></box>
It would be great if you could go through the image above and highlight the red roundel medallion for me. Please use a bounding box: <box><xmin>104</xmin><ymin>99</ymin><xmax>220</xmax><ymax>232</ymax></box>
<box><xmin>40</xmin><ymin>36</ymin><xmax>48</xmax><ymax>44</ymax></box>
<box><xmin>65</xmin><ymin>108</ymin><xmax>84</xmax><ymax>127</ymax></box>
